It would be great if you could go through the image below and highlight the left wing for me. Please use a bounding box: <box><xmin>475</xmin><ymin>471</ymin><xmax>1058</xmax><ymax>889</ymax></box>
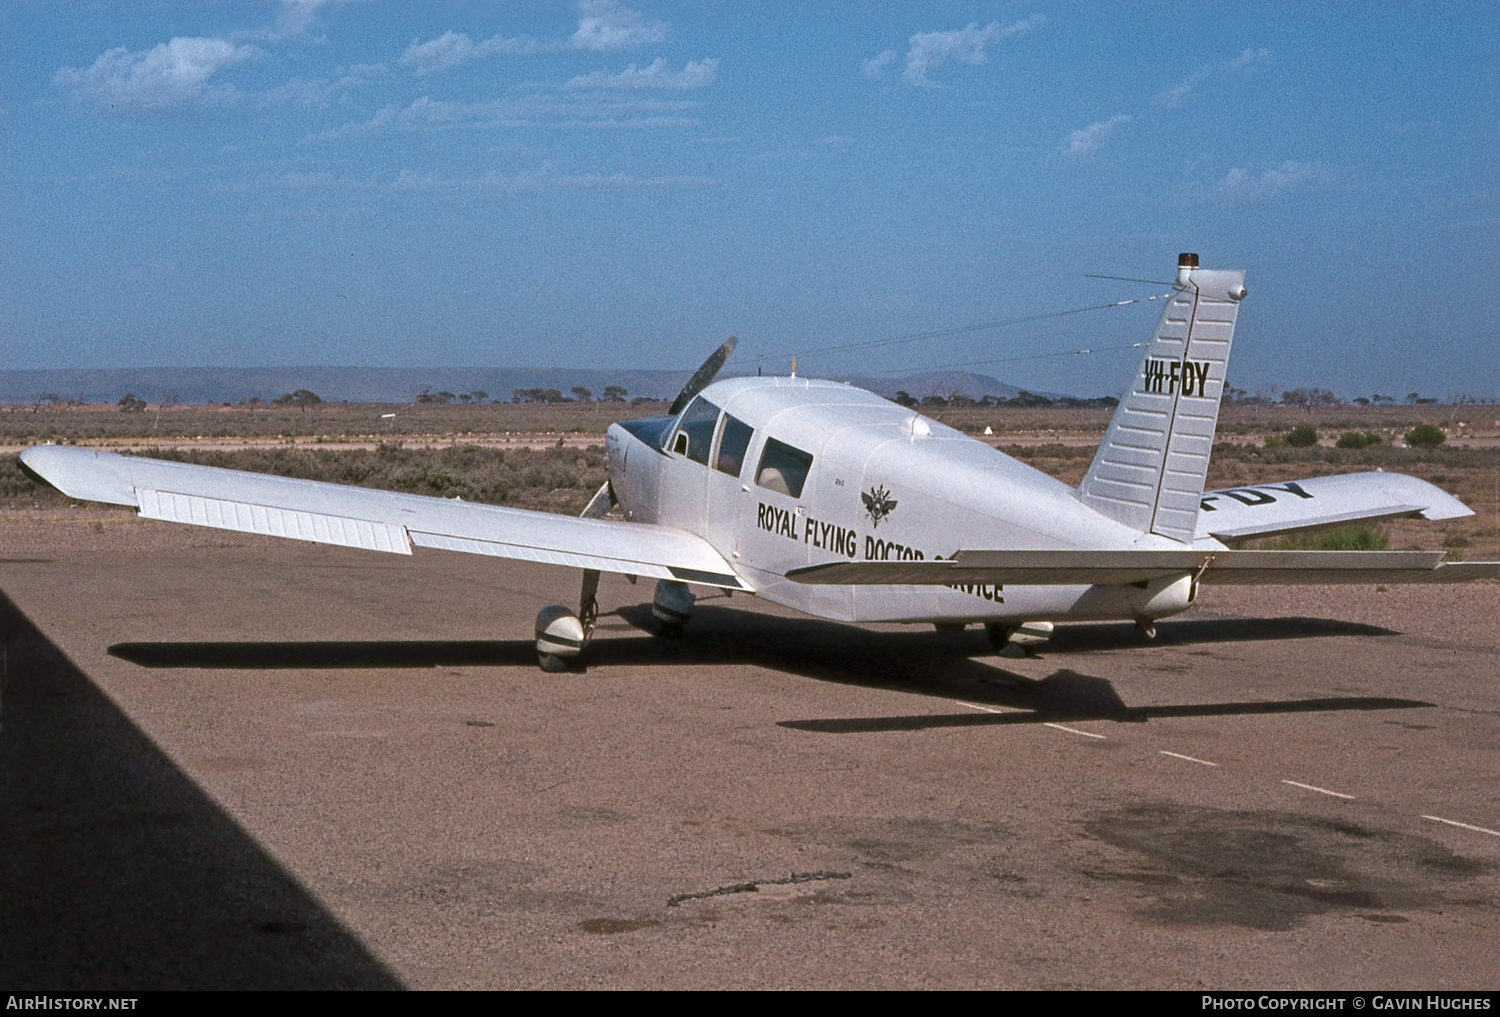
<box><xmin>19</xmin><ymin>446</ymin><xmax>747</xmax><ymax>590</ymax></box>
<box><xmin>787</xmin><ymin>549</ymin><xmax>1497</xmax><ymax>586</ymax></box>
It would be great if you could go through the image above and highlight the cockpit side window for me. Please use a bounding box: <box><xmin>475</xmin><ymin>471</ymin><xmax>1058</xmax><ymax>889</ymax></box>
<box><xmin>714</xmin><ymin>415</ymin><xmax>753</xmax><ymax>477</ymax></box>
<box><xmin>755</xmin><ymin>437</ymin><xmax>814</xmax><ymax>498</ymax></box>
<box><xmin>671</xmin><ymin>396</ymin><xmax>721</xmax><ymax>466</ymax></box>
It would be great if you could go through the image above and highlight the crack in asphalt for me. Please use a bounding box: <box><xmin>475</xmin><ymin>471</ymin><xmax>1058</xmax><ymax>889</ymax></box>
<box><xmin>667</xmin><ymin>870</ymin><xmax>852</xmax><ymax>907</ymax></box>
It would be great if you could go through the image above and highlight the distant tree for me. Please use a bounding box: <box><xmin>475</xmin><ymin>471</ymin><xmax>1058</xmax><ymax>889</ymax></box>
<box><xmin>1351</xmin><ymin>396</ymin><xmax>1371</xmax><ymax>406</ymax></box>
<box><xmin>602</xmin><ymin>385</ymin><xmax>628</xmax><ymax>402</ymax></box>
<box><xmin>1405</xmin><ymin>423</ymin><xmax>1446</xmax><ymax>449</ymax></box>
<box><xmin>117</xmin><ymin>393</ymin><xmax>147</xmax><ymax>413</ymax></box>
<box><xmin>469</xmin><ymin>390</ymin><xmax>488</xmax><ymax>403</ymax></box>
<box><xmin>511</xmin><ymin>387</ymin><xmax>565</xmax><ymax>404</ymax></box>
<box><xmin>571</xmin><ymin>386</ymin><xmax>593</xmax><ymax>403</ymax></box>
<box><xmin>892</xmin><ymin>390</ymin><xmax>919</xmax><ymax>408</ymax></box>
<box><xmin>1010</xmin><ymin>391</ymin><xmax>1054</xmax><ymax>408</ymax></box>
<box><xmin>947</xmin><ymin>394</ymin><xmax>976</xmax><ymax>408</ymax></box>
<box><xmin>1406</xmin><ymin>392</ymin><xmax>1422</xmax><ymax>405</ymax></box>
<box><xmin>1282</xmin><ymin>387</ymin><xmax>1340</xmax><ymax>407</ymax></box>
<box><xmin>274</xmin><ymin>389</ymin><xmax>322</xmax><ymax>408</ymax></box>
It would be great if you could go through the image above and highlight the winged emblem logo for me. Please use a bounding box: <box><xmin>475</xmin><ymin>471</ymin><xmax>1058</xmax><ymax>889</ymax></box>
<box><xmin>862</xmin><ymin>484</ymin><xmax>897</xmax><ymax>528</ymax></box>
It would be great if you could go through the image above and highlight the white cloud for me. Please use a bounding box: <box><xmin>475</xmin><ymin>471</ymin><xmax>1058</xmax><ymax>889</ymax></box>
<box><xmin>1228</xmin><ymin>47</ymin><xmax>1271</xmax><ymax>70</ymax></box>
<box><xmin>1062</xmin><ymin>114</ymin><xmax>1130</xmax><ymax>159</ymax></box>
<box><xmin>54</xmin><ymin>37</ymin><xmax>260</xmax><ymax>112</ymax></box>
<box><xmin>1158</xmin><ymin>48</ymin><xmax>1272</xmax><ymax>107</ymax></box>
<box><xmin>398</xmin><ymin>4</ymin><xmax>667</xmax><ymax>74</ymax></box>
<box><xmin>1157</xmin><ymin>65</ymin><xmax>1211</xmax><ymax>108</ymax></box>
<box><xmin>240</xmin><ymin>0</ymin><xmax>365</xmax><ymax>42</ymax></box>
<box><xmin>1214</xmin><ymin>161</ymin><xmax>1326</xmax><ymax>201</ymax></box>
<box><xmin>902</xmin><ymin>15</ymin><xmax>1043</xmax><ymax>87</ymax></box>
<box><xmin>399</xmin><ymin>30</ymin><xmax>558</xmax><ymax>75</ymax></box>
<box><xmin>313</xmin><ymin>93</ymin><xmax>701</xmax><ymax>139</ymax></box>
<box><xmin>565</xmin><ymin>57</ymin><xmax>718</xmax><ymax>90</ymax></box>
<box><xmin>861</xmin><ymin>50</ymin><xmax>896</xmax><ymax>78</ymax></box>
<box><xmin>571</xmin><ymin>1</ymin><xmax>668</xmax><ymax>51</ymax></box>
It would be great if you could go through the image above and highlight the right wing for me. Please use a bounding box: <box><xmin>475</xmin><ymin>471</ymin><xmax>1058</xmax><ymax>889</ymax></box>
<box><xmin>19</xmin><ymin>446</ymin><xmax>747</xmax><ymax>590</ymax></box>
<box><xmin>1195</xmin><ymin>471</ymin><xmax>1472</xmax><ymax>541</ymax></box>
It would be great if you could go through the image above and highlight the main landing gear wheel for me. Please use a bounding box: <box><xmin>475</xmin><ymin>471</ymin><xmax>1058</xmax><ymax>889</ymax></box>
<box><xmin>535</xmin><ymin>605</ymin><xmax>586</xmax><ymax>672</ymax></box>
<box><xmin>988</xmin><ymin>621</ymin><xmax>1054</xmax><ymax>657</ymax></box>
<box><xmin>534</xmin><ymin>568</ymin><xmax>605</xmax><ymax>672</ymax></box>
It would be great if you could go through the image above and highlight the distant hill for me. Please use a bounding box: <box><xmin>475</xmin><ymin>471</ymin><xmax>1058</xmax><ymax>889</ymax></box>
<box><xmin>0</xmin><ymin>366</ymin><xmax>1071</xmax><ymax>406</ymax></box>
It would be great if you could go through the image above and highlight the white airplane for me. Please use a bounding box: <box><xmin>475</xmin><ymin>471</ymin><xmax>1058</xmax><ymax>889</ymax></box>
<box><xmin>20</xmin><ymin>254</ymin><xmax>1496</xmax><ymax>670</ymax></box>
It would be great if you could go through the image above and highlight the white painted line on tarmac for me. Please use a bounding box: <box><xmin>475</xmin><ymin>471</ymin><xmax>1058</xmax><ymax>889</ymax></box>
<box><xmin>1422</xmin><ymin>815</ymin><xmax>1500</xmax><ymax>838</ymax></box>
<box><xmin>1043</xmin><ymin>722</ymin><xmax>1106</xmax><ymax>740</ymax></box>
<box><xmin>1160</xmin><ymin>750</ymin><xmax>1218</xmax><ymax>767</ymax></box>
<box><xmin>954</xmin><ymin>701</ymin><xmax>1024</xmax><ymax>714</ymax></box>
<box><xmin>1281</xmin><ymin>780</ymin><xmax>1355</xmax><ymax>800</ymax></box>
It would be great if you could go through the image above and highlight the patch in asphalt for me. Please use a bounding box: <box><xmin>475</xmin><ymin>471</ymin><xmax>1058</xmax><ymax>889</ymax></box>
<box><xmin>1083</xmin><ymin>803</ymin><xmax>1491</xmax><ymax>931</ymax></box>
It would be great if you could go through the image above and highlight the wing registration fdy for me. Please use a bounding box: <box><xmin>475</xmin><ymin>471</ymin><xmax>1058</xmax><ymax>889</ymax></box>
<box><xmin>20</xmin><ymin>254</ymin><xmax>1497</xmax><ymax>670</ymax></box>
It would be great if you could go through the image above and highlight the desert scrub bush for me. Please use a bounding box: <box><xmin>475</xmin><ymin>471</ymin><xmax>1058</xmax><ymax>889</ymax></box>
<box><xmin>1404</xmin><ymin>423</ymin><xmax>1446</xmax><ymax>449</ymax></box>
<box><xmin>1335</xmin><ymin>430</ymin><xmax>1381</xmax><ymax>449</ymax></box>
<box><xmin>2</xmin><ymin>455</ymin><xmax>70</xmax><ymax>507</ymax></box>
<box><xmin>137</xmin><ymin>444</ymin><xmax>607</xmax><ymax>510</ymax></box>
<box><xmin>1276</xmin><ymin>524</ymin><xmax>1389</xmax><ymax>551</ymax></box>
<box><xmin>1285</xmin><ymin>424</ymin><xmax>1319</xmax><ymax>448</ymax></box>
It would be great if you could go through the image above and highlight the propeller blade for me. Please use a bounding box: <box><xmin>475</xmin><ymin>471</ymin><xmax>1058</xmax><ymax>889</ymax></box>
<box><xmin>668</xmin><ymin>336</ymin><xmax>737</xmax><ymax>416</ymax></box>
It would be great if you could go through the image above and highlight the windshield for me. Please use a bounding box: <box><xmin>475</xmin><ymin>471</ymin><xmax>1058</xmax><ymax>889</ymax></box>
<box><xmin>669</xmin><ymin>397</ymin><xmax>721</xmax><ymax>465</ymax></box>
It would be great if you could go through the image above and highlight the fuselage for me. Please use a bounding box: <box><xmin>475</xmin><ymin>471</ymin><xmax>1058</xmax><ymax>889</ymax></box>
<box><xmin>606</xmin><ymin>376</ymin><xmax>1203</xmax><ymax>625</ymax></box>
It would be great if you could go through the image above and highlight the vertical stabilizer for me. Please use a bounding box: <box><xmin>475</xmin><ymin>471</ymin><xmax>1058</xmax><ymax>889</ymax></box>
<box><xmin>1077</xmin><ymin>254</ymin><xmax>1246</xmax><ymax>543</ymax></box>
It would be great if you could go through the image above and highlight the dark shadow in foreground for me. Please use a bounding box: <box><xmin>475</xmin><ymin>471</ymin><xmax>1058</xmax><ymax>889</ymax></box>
<box><xmin>0</xmin><ymin>591</ymin><xmax>401</xmax><ymax>990</ymax></box>
<box><xmin>108</xmin><ymin>605</ymin><xmax>1424</xmax><ymax>732</ymax></box>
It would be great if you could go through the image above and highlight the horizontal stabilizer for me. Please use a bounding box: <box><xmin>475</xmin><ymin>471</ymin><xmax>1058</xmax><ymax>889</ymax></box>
<box><xmin>1196</xmin><ymin>471</ymin><xmax>1472</xmax><ymax>541</ymax></box>
<box><xmin>787</xmin><ymin>549</ymin><xmax>1496</xmax><ymax>587</ymax></box>
<box><xmin>19</xmin><ymin>446</ymin><xmax>747</xmax><ymax>589</ymax></box>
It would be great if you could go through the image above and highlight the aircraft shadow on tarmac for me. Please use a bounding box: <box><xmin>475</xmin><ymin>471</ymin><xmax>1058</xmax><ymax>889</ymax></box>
<box><xmin>107</xmin><ymin>603</ymin><xmax>1428</xmax><ymax>732</ymax></box>
<box><xmin>0</xmin><ymin>591</ymin><xmax>402</xmax><ymax>990</ymax></box>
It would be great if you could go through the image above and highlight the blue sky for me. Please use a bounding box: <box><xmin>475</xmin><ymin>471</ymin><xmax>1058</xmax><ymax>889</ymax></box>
<box><xmin>3</xmin><ymin>1</ymin><xmax>1496</xmax><ymax>399</ymax></box>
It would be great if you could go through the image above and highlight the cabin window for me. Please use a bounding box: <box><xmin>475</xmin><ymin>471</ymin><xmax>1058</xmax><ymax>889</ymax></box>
<box><xmin>672</xmin><ymin>397</ymin><xmax>721</xmax><ymax>466</ymax></box>
<box><xmin>714</xmin><ymin>415</ymin><xmax>753</xmax><ymax>477</ymax></box>
<box><xmin>755</xmin><ymin>437</ymin><xmax>814</xmax><ymax>498</ymax></box>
